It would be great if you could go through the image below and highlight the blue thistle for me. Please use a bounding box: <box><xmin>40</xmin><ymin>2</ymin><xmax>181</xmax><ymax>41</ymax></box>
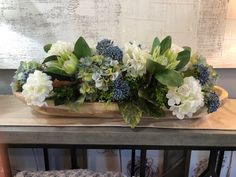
<box><xmin>194</xmin><ymin>64</ymin><xmax>210</xmax><ymax>86</ymax></box>
<box><xmin>17</xmin><ymin>68</ymin><xmax>36</xmax><ymax>86</ymax></box>
<box><xmin>104</xmin><ymin>46</ymin><xmax>123</xmax><ymax>62</ymax></box>
<box><xmin>205</xmin><ymin>92</ymin><xmax>220</xmax><ymax>113</ymax></box>
<box><xmin>96</xmin><ymin>39</ymin><xmax>113</xmax><ymax>55</ymax></box>
<box><xmin>112</xmin><ymin>79</ymin><xmax>130</xmax><ymax>101</ymax></box>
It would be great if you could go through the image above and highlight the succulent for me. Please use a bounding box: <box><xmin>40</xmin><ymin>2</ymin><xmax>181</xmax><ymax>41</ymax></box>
<box><xmin>51</xmin><ymin>52</ymin><xmax>78</xmax><ymax>75</ymax></box>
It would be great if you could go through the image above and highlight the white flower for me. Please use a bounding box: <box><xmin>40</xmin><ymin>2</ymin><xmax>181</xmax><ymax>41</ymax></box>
<box><xmin>92</xmin><ymin>72</ymin><xmax>108</xmax><ymax>91</ymax></box>
<box><xmin>166</xmin><ymin>76</ymin><xmax>204</xmax><ymax>119</ymax></box>
<box><xmin>47</xmin><ymin>41</ymin><xmax>74</xmax><ymax>56</ymax></box>
<box><xmin>123</xmin><ymin>42</ymin><xmax>151</xmax><ymax>77</ymax></box>
<box><xmin>22</xmin><ymin>70</ymin><xmax>53</xmax><ymax>107</ymax></box>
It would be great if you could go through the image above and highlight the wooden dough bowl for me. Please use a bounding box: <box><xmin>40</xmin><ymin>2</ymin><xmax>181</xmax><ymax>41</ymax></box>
<box><xmin>13</xmin><ymin>86</ymin><xmax>228</xmax><ymax>119</ymax></box>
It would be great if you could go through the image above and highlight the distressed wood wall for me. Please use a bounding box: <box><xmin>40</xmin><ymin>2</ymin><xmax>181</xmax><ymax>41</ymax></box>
<box><xmin>0</xmin><ymin>0</ymin><xmax>235</xmax><ymax>68</ymax></box>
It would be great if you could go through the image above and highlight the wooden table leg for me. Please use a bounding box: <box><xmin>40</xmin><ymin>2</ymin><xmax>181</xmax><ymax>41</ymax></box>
<box><xmin>0</xmin><ymin>144</ymin><xmax>12</xmax><ymax>177</ymax></box>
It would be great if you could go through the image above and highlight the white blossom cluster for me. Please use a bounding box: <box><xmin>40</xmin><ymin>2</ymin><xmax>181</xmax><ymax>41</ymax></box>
<box><xmin>47</xmin><ymin>41</ymin><xmax>74</xmax><ymax>56</ymax></box>
<box><xmin>166</xmin><ymin>76</ymin><xmax>204</xmax><ymax>119</ymax></box>
<box><xmin>123</xmin><ymin>42</ymin><xmax>151</xmax><ymax>77</ymax></box>
<box><xmin>22</xmin><ymin>70</ymin><xmax>53</xmax><ymax>107</ymax></box>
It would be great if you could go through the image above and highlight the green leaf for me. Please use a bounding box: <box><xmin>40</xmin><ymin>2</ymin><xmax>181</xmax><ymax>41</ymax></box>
<box><xmin>44</xmin><ymin>44</ymin><xmax>52</xmax><ymax>53</ymax></box>
<box><xmin>138</xmin><ymin>89</ymin><xmax>158</xmax><ymax>106</ymax></box>
<box><xmin>44</xmin><ymin>67</ymin><xmax>70</xmax><ymax>77</ymax></box>
<box><xmin>53</xmin><ymin>86</ymin><xmax>79</xmax><ymax>106</ymax></box>
<box><xmin>42</xmin><ymin>55</ymin><xmax>58</xmax><ymax>64</ymax></box>
<box><xmin>119</xmin><ymin>102</ymin><xmax>142</xmax><ymax>128</ymax></box>
<box><xmin>74</xmin><ymin>37</ymin><xmax>91</xmax><ymax>59</ymax></box>
<box><xmin>151</xmin><ymin>37</ymin><xmax>160</xmax><ymax>54</ymax></box>
<box><xmin>175</xmin><ymin>50</ymin><xmax>191</xmax><ymax>70</ymax></box>
<box><xmin>182</xmin><ymin>46</ymin><xmax>191</xmax><ymax>52</ymax></box>
<box><xmin>68</xmin><ymin>95</ymin><xmax>86</xmax><ymax>111</ymax></box>
<box><xmin>146</xmin><ymin>59</ymin><xmax>166</xmax><ymax>74</ymax></box>
<box><xmin>155</xmin><ymin>69</ymin><xmax>183</xmax><ymax>87</ymax></box>
<box><xmin>160</xmin><ymin>36</ymin><xmax>172</xmax><ymax>55</ymax></box>
<box><xmin>137</xmin><ymin>92</ymin><xmax>165</xmax><ymax>117</ymax></box>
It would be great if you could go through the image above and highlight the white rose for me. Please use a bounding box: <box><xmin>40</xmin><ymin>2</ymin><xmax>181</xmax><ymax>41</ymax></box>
<box><xmin>47</xmin><ymin>41</ymin><xmax>74</xmax><ymax>56</ymax></box>
<box><xmin>22</xmin><ymin>70</ymin><xmax>53</xmax><ymax>107</ymax></box>
<box><xmin>123</xmin><ymin>42</ymin><xmax>151</xmax><ymax>77</ymax></box>
<box><xmin>166</xmin><ymin>76</ymin><xmax>204</xmax><ymax>119</ymax></box>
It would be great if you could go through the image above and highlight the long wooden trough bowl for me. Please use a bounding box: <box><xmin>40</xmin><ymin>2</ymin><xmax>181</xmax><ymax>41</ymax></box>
<box><xmin>13</xmin><ymin>86</ymin><xmax>228</xmax><ymax>119</ymax></box>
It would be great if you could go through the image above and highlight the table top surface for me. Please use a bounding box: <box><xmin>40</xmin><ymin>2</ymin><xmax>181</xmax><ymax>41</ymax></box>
<box><xmin>1</xmin><ymin>95</ymin><xmax>236</xmax><ymax>148</ymax></box>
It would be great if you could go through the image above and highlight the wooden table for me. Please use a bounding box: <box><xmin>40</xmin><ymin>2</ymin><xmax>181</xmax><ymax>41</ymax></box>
<box><xmin>1</xmin><ymin>96</ymin><xmax>236</xmax><ymax>177</ymax></box>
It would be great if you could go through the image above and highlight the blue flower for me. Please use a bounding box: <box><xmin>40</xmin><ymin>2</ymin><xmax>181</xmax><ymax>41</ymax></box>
<box><xmin>112</xmin><ymin>79</ymin><xmax>130</xmax><ymax>101</ymax></box>
<box><xmin>104</xmin><ymin>46</ymin><xmax>123</xmax><ymax>62</ymax></box>
<box><xmin>96</xmin><ymin>39</ymin><xmax>113</xmax><ymax>55</ymax></box>
<box><xmin>205</xmin><ymin>92</ymin><xmax>220</xmax><ymax>113</ymax></box>
<box><xmin>194</xmin><ymin>64</ymin><xmax>209</xmax><ymax>86</ymax></box>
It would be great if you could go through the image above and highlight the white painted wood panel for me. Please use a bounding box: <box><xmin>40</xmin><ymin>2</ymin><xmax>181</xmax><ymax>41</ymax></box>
<box><xmin>0</xmin><ymin>0</ymin><xmax>235</xmax><ymax>68</ymax></box>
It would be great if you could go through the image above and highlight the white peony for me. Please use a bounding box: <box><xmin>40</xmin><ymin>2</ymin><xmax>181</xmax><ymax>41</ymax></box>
<box><xmin>47</xmin><ymin>41</ymin><xmax>74</xmax><ymax>56</ymax></box>
<box><xmin>166</xmin><ymin>76</ymin><xmax>204</xmax><ymax>119</ymax></box>
<box><xmin>22</xmin><ymin>70</ymin><xmax>53</xmax><ymax>107</ymax></box>
<box><xmin>123</xmin><ymin>42</ymin><xmax>151</xmax><ymax>77</ymax></box>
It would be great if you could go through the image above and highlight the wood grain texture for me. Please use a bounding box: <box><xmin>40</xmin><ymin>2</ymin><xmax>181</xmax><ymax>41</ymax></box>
<box><xmin>12</xmin><ymin>86</ymin><xmax>228</xmax><ymax>119</ymax></box>
<box><xmin>0</xmin><ymin>92</ymin><xmax>235</xmax><ymax>131</ymax></box>
<box><xmin>0</xmin><ymin>97</ymin><xmax>235</xmax><ymax>146</ymax></box>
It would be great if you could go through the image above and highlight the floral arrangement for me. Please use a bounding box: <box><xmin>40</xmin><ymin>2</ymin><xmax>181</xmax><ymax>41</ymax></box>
<box><xmin>11</xmin><ymin>36</ymin><xmax>220</xmax><ymax>128</ymax></box>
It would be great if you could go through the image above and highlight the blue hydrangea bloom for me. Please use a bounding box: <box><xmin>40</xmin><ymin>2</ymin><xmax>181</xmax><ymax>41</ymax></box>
<box><xmin>112</xmin><ymin>79</ymin><xmax>130</xmax><ymax>101</ymax></box>
<box><xmin>96</xmin><ymin>39</ymin><xmax>113</xmax><ymax>55</ymax></box>
<box><xmin>104</xmin><ymin>46</ymin><xmax>123</xmax><ymax>62</ymax></box>
<box><xmin>194</xmin><ymin>64</ymin><xmax>209</xmax><ymax>86</ymax></box>
<box><xmin>205</xmin><ymin>92</ymin><xmax>220</xmax><ymax>113</ymax></box>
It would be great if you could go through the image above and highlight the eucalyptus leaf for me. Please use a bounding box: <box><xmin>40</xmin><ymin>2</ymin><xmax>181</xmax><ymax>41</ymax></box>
<box><xmin>175</xmin><ymin>50</ymin><xmax>191</xmax><ymax>70</ymax></box>
<box><xmin>151</xmin><ymin>37</ymin><xmax>160</xmax><ymax>54</ymax></box>
<box><xmin>44</xmin><ymin>44</ymin><xmax>52</xmax><ymax>53</ymax></box>
<box><xmin>119</xmin><ymin>102</ymin><xmax>142</xmax><ymax>128</ymax></box>
<box><xmin>146</xmin><ymin>59</ymin><xmax>166</xmax><ymax>74</ymax></box>
<box><xmin>160</xmin><ymin>36</ymin><xmax>172</xmax><ymax>55</ymax></box>
<box><xmin>74</xmin><ymin>37</ymin><xmax>91</xmax><ymax>59</ymax></box>
<box><xmin>42</xmin><ymin>55</ymin><xmax>58</xmax><ymax>64</ymax></box>
<box><xmin>155</xmin><ymin>69</ymin><xmax>183</xmax><ymax>87</ymax></box>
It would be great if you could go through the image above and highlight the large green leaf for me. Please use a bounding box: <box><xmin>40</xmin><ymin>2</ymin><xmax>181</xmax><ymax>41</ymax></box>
<box><xmin>160</xmin><ymin>36</ymin><xmax>172</xmax><ymax>55</ymax></box>
<box><xmin>175</xmin><ymin>50</ymin><xmax>191</xmax><ymax>70</ymax></box>
<box><xmin>43</xmin><ymin>44</ymin><xmax>52</xmax><ymax>53</ymax></box>
<box><xmin>119</xmin><ymin>102</ymin><xmax>142</xmax><ymax>128</ymax></box>
<box><xmin>74</xmin><ymin>37</ymin><xmax>91</xmax><ymax>59</ymax></box>
<box><xmin>150</xmin><ymin>37</ymin><xmax>160</xmax><ymax>54</ymax></box>
<box><xmin>42</xmin><ymin>55</ymin><xmax>58</xmax><ymax>64</ymax></box>
<box><xmin>155</xmin><ymin>69</ymin><xmax>183</xmax><ymax>87</ymax></box>
<box><xmin>146</xmin><ymin>59</ymin><xmax>166</xmax><ymax>74</ymax></box>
